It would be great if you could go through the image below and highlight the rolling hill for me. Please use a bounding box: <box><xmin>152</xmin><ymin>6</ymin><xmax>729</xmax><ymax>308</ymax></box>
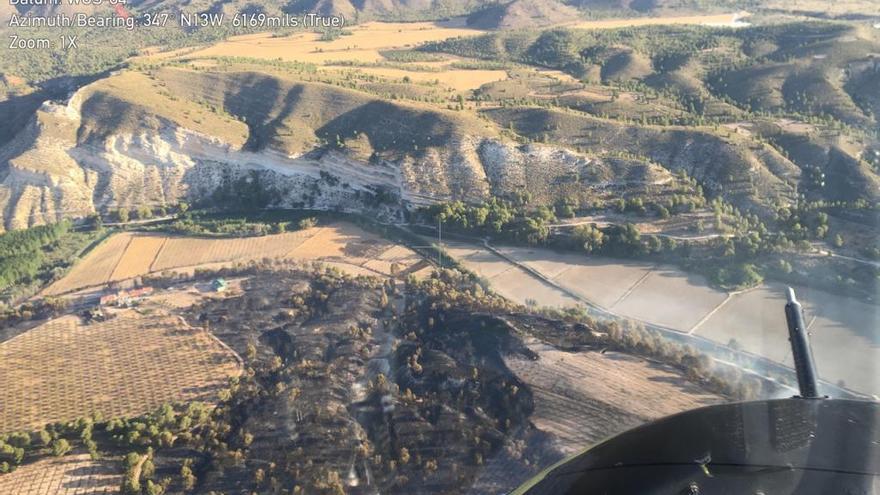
<box><xmin>467</xmin><ymin>0</ymin><xmax>580</xmax><ymax>30</ymax></box>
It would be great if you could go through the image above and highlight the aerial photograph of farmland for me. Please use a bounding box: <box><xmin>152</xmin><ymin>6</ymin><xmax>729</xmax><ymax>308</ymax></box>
<box><xmin>1</xmin><ymin>0</ymin><xmax>879</xmax><ymax>493</ymax></box>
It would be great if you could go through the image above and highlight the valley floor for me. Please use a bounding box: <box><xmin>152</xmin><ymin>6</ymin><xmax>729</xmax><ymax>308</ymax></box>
<box><xmin>441</xmin><ymin>239</ymin><xmax>880</xmax><ymax>397</ymax></box>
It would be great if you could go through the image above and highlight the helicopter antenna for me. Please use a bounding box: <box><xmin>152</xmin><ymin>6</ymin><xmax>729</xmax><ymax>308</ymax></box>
<box><xmin>784</xmin><ymin>288</ymin><xmax>821</xmax><ymax>399</ymax></box>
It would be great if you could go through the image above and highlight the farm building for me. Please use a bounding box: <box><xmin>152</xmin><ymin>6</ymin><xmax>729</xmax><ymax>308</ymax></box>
<box><xmin>212</xmin><ymin>278</ymin><xmax>228</xmax><ymax>292</ymax></box>
<box><xmin>100</xmin><ymin>287</ymin><xmax>154</xmax><ymax>307</ymax></box>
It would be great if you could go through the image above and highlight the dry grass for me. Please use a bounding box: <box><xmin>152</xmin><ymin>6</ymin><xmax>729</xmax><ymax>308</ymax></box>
<box><xmin>0</xmin><ymin>452</ymin><xmax>120</xmax><ymax>495</ymax></box>
<box><xmin>0</xmin><ymin>312</ymin><xmax>241</xmax><ymax>433</ymax></box>
<box><xmin>81</xmin><ymin>71</ymin><xmax>250</xmax><ymax>147</ymax></box>
<box><xmin>180</xmin><ymin>20</ymin><xmax>508</xmax><ymax>92</ymax></box>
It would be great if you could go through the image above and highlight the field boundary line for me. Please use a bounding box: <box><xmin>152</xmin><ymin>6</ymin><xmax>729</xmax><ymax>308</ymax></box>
<box><xmin>609</xmin><ymin>270</ymin><xmax>652</xmax><ymax>310</ymax></box>
<box><xmin>108</xmin><ymin>234</ymin><xmax>135</xmax><ymax>283</ymax></box>
<box><xmin>148</xmin><ymin>236</ymin><xmax>170</xmax><ymax>273</ymax></box>
<box><xmin>806</xmin><ymin>314</ymin><xmax>817</xmax><ymax>331</ymax></box>
<box><xmin>687</xmin><ymin>293</ymin><xmax>733</xmax><ymax>335</ymax></box>
<box><xmin>688</xmin><ymin>284</ymin><xmax>761</xmax><ymax>335</ymax></box>
<box><xmin>285</xmin><ymin>227</ymin><xmax>327</xmax><ymax>257</ymax></box>
<box><xmin>548</xmin><ymin>265</ymin><xmax>577</xmax><ymax>283</ymax></box>
<box><xmin>174</xmin><ymin>315</ymin><xmax>245</xmax><ymax>370</ymax></box>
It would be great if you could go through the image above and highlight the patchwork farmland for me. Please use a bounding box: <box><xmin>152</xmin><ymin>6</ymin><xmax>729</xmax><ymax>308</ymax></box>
<box><xmin>45</xmin><ymin>223</ymin><xmax>426</xmax><ymax>296</ymax></box>
<box><xmin>0</xmin><ymin>312</ymin><xmax>241</xmax><ymax>433</ymax></box>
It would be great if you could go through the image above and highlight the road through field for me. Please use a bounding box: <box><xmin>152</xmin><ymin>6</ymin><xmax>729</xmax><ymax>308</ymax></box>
<box><xmin>440</xmin><ymin>239</ymin><xmax>879</xmax><ymax>397</ymax></box>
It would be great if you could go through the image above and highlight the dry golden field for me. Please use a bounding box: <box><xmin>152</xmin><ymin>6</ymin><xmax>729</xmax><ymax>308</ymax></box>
<box><xmin>44</xmin><ymin>223</ymin><xmax>424</xmax><ymax>295</ymax></box>
<box><xmin>150</xmin><ymin>230</ymin><xmax>315</xmax><ymax>272</ymax></box>
<box><xmin>185</xmin><ymin>21</ymin><xmax>483</xmax><ymax>66</ymax></box>
<box><xmin>0</xmin><ymin>452</ymin><xmax>121</xmax><ymax>495</ymax></box>
<box><xmin>566</xmin><ymin>12</ymin><xmax>750</xmax><ymax>30</ymax></box>
<box><xmin>183</xmin><ymin>14</ymin><xmax>748</xmax><ymax>66</ymax></box>
<box><xmin>109</xmin><ymin>235</ymin><xmax>167</xmax><ymax>281</ymax></box>
<box><xmin>170</xmin><ymin>13</ymin><xmax>753</xmax><ymax>94</ymax></box>
<box><xmin>0</xmin><ymin>312</ymin><xmax>241</xmax><ymax>433</ymax></box>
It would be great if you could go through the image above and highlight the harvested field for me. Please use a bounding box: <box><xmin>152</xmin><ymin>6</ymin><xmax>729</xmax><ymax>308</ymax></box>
<box><xmin>109</xmin><ymin>235</ymin><xmax>166</xmax><ymax>281</ymax></box>
<box><xmin>566</xmin><ymin>12</ymin><xmax>750</xmax><ymax>30</ymax></box>
<box><xmin>612</xmin><ymin>266</ymin><xmax>727</xmax><ymax>332</ymax></box>
<box><xmin>0</xmin><ymin>452</ymin><xmax>121</xmax><ymax>495</ymax></box>
<box><xmin>456</xmin><ymin>248</ymin><xmax>518</xmax><ymax>279</ymax></box>
<box><xmin>45</xmin><ymin>234</ymin><xmax>132</xmax><ymax>295</ymax></box>
<box><xmin>491</xmin><ymin>268</ymin><xmax>579</xmax><ymax>308</ymax></box>
<box><xmin>287</xmin><ymin>224</ymin><xmax>383</xmax><ymax>260</ymax></box>
<box><xmin>500</xmin><ymin>247</ymin><xmax>654</xmax><ymax>308</ymax></box>
<box><xmin>698</xmin><ymin>282</ymin><xmax>880</xmax><ymax>395</ymax></box>
<box><xmin>506</xmin><ymin>339</ymin><xmax>721</xmax><ymax>454</ymax></box>
<box><xmin>184</xmin><ymin>21</ymin><xmax>485</xmax><ymax>66</ymax></box>
<box><xmin>152</xmin><ymin>230</ymin><xmax>314</xmax><ymax>271</ymax></box>
<box><xmin>695</xmin><ymin>285</ymin><xmax>792</xmax><ymax>364</ymax></box>
<box><xmin>0</xmin><ymin>312</ymin><xmax>241</xmax><ymax>433</ymax></box>
<box><xmin>444</xmin><ymin>241</ymin><xmax>880</xmax><ymax>396</ymax></box>
<box><xmin>45</xmin><ymin>223</ymin><xmax>424</xmax><ymax>295</ymax></box>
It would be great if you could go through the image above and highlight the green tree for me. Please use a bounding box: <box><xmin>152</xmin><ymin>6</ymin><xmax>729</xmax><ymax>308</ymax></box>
<box><xmin>51</xmin><ymin>438</ymin><xmax>70</xmax><ymax>457</ymax></box>
<box><xmin>572</xmin><ymin>224</ymin><xmax>604</xmax><ymax>253</ymax></box>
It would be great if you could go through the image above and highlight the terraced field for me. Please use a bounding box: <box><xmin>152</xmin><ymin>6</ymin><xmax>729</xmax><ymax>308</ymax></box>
<box><xmin>0</xmin><ymin>312</ymin><xmax>241</xmax><ymax>433</ymax></box>
<box><xmin>44</xmin><ymin>223</ymin><xmax>425</xmax><ymax>295</ymax></box>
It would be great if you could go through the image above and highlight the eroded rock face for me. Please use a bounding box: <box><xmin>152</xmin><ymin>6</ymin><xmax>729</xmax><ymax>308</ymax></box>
<box><xmin>0</xmin><ymin>86</ymin><xmax>653</xmax><ymax>231</ymax></box>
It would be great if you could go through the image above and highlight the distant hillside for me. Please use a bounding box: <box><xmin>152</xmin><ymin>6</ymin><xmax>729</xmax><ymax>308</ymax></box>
<box><xmin>565</xmin><ymin>0</ymin><xmax>689</xmax><ymax>11</ymax></box>
<box><xmin>482</xmin><ymin>106</ymin><xmax>801</xmax><ymax>208</ymax></box>
<box><xmin>467</xmin><ymin>0</ymin><xmax>580</xmax><ymax>30</ymax></box>
<box><xmin>423</xmin><ymin>22</ymin><xmax>880</xmax><ymax>129</ymax></box>
<box><xmin>0</xmin><ymin>65</ymin><xmax>706</xmax><ymax>230</ymax></box>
